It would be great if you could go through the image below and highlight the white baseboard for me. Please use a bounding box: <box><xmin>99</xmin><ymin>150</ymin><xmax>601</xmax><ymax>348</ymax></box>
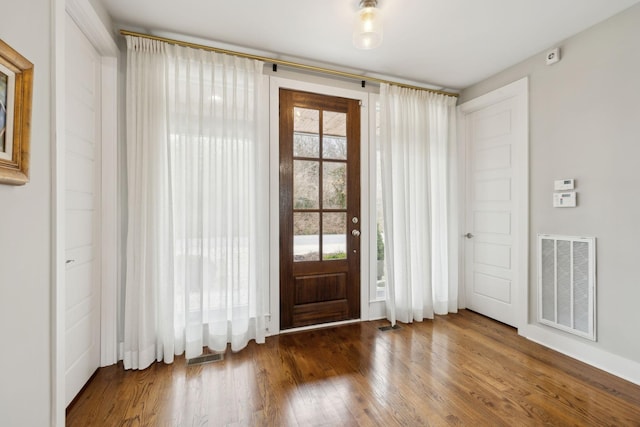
<box><xmin>520</xmin><ymin>324</ymin><xmax>640</xmax><ymax>386</ymax></box>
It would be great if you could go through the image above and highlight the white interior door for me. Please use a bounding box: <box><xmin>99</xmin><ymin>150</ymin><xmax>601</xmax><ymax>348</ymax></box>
<box><xmin>460</xmin><ymin>80</ymin><xmax>528</xmax><ymax>328</ymax></box>
<box><xmin>64</xmin><ymin>14</ymin><xmax>102</xmax><ymax>406</ymax></box>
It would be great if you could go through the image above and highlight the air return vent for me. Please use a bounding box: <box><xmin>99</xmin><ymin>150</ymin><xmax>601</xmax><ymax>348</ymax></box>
<box><xmin>186</xmin><ymin>352</ymin><xmax>224</xmax><ymax>366</ymax></box>
<box><xmin>538</xmin><ymin>234</ymin><xmax>596</xmax><ymax>341</ymax></box>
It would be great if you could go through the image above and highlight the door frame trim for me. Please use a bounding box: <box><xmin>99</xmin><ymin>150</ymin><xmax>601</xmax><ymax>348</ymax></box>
<box><xmin>268</xmin><ymin>76</ymin><xmax>370</xmax><ymax>335</ymax></box>
<box><xmin>457</xmin><ymin>77</ymin><xmax>529</xmax><ymax>331</ymax></box>
<box><xmin>52</xmin><ymin>1</ymin><xmax>118</xmax><ymax>424</ymax></box>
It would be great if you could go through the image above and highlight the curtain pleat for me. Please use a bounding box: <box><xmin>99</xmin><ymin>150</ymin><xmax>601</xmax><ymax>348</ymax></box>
<box><xmin>124</xmin><ymin>36</ymin><xmax>267</xmax><ymax>370</ymax></box>
<box><xmin>379</xmin><ymin>84</ymin><xmax>458</xmax><ymax>325</ymax></box>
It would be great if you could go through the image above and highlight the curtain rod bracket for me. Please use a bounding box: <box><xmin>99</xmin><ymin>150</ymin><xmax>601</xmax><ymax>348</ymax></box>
<box><xmin>361</xmin><ymin>80</ymin><xmax>366</xmax><ymax>88</ymax></box>
<box><xmin>273</xmin><ymin>64</ymin><xmax>277</xmax><ymax>72</ymax></box>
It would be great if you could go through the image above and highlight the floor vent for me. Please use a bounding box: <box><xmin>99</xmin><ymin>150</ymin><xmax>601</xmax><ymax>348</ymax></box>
<box><xmin>186</xmin><ymin>352</ymin><xmax>224</xmax><ymax>366</ymax></box>
<box><xmin>538</xmin><ymin>234</ymin><xmax>596</xmax><ymax>341</ymax></box>
<box><xmin>379</xmin><ymin>324</ymin><xmax>402</xmax><ymax>331</ymax></box>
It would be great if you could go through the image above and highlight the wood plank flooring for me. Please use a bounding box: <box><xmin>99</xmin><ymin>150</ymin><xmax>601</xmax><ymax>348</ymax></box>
<box><xmin>66</xmin><ymin>310</ymin><xmax>640</xmax><ymax>426</ymax></box>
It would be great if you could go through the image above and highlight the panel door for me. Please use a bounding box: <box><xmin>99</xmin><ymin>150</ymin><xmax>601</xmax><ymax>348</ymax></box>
<box><xmin>65</xmin><ymin>14</ymin><xmax>101</xmax><ymax>406</ymax></box>
<box><xmin>280</xmin><ymin>89</ymin><xmax>361</xmax><ymax>329</ymax></box>
<box><xmin>465</xmin><ymin>96</ymin><xmax>521</xmax><ymax>327</ymax></box>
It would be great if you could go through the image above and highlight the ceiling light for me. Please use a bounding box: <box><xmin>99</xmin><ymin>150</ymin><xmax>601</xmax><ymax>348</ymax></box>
<box><xmin>353</xmin><ymin>0</ymin><xmax>383</xmax><ymax>50</ymax></box>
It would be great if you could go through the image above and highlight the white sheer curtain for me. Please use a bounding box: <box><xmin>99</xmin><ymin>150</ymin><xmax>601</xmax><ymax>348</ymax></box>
<box><xmin>379</xmin><ymin>83</ymin><xmax>458</xmax><ymax>325</ymax></box>
<box><xmin>124</xmin><ymin>36</ymin><xmax>268</xmax><ymax>370</ymax></box>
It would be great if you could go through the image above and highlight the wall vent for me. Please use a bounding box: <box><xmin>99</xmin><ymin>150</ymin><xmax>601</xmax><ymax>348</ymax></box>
<box><xmin>538</xmin><ymin>234</ymin><xmax>596</xmax><ymax>341</ymax></box>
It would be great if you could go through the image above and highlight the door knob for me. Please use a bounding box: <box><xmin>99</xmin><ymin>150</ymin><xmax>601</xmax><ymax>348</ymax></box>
<box><xmin>464</xmin><ymin>233</ymin><xmax>474</xmax><ymax>239</ymax></box>
<box><xmin>352</xmin><ymin>229</ymin><xmax>361</xmax><ymax>237</ymax></box>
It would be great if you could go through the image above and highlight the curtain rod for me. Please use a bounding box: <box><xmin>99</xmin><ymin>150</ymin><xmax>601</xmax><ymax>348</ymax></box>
<box><xmin>120</xmin><ymin>29</ymin><xmax>458</xmax><ymax>98</ymax></box>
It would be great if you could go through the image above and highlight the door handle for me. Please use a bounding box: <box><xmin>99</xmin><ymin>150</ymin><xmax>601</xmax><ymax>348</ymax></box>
<box><xmin>464</xmin><ymin>233</ymin><xmax>474</xmax><ymax>239</ymax></box>
<box><xmin>352</xmin><ymin>229</ymin><xmax>361</xmax><ymax>237</ymax></box>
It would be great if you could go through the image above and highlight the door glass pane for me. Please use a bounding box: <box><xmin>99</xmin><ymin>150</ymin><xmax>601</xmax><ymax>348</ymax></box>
<box><xmin>294</xmin><ymin>212</ymin><xmax>320</xmax><ymax>262</ymax></box>
<box><xmin>322</xmin><ymin>111</ymin><xmax>347</xmax><ymax>160</ymax></box>
<box><xmin>374</xmin><ymin>100</ymin><xmax>386</xmax><ymax>299</ymax></box>
<box><xmin>323</xmin><ymin>213</ymin><xmax>346</xmax><ymax>260</ymax></box>
<box><xmin>294</xmin><ymin>160</ymin><xmax>319</xmax><ymax>209</ymax></box>
<box><xmin>294</xmin><ymin>108</ymin><xmax>319</xmax><ymax>158</ymax></box>
<box><xmin>323</xmin><ymin>162</ymin><xmax>347</xmax><ymax>209</ymax></box>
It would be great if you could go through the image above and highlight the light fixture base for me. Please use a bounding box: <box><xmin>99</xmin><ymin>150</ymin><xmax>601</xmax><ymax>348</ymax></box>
<box><xmin>359</xmin><ymin>0</ymin><xmax>378</xmax><ymax>7</ymax></box>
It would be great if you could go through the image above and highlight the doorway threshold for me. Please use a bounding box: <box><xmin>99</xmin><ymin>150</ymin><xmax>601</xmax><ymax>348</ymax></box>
<box><xmin>278</xmin><ymin>319</ymin><xmax>362</xmax><ymax>335</ymax></box>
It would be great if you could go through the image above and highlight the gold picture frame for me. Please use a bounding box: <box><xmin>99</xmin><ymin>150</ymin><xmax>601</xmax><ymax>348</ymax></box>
<box><xmin>0</xmin><ymin>39</ymin><xmax>33</xmax><ymax>185</ymax></box>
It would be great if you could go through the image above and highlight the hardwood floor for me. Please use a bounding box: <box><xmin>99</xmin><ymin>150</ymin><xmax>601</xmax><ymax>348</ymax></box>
<box><xmin>66</xmin><ymin>310</ymin><xmax>640</xmax><ymax>426</ymax></box>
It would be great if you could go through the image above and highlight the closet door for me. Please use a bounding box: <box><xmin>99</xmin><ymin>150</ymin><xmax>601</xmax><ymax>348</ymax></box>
<box><xmin>460</xmin><ymin>79</ymin><xmax>528</xmax><ymax>329</ymax></box>
<box><xmin>64</xmin><ymin>13</ymin><xmax>102</xmax><ymax>406</ymax></box>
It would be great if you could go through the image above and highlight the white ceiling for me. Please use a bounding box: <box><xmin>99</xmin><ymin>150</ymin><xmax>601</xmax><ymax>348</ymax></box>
<box><xmin>99</xmin><ymin>0</ymin><xmax>640</xmax><ymax>90</ymax></box>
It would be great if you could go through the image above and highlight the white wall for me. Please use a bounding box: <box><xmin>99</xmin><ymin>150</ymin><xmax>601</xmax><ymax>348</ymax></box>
<box><xmin>0</xmin><ymin>0</ymin><xmax>53</xmax><ymax>425</ymax></box>
<box><xmin>460</xmin><ymin>3</ymin><xmax>640</xmax><ymax>375</ymax></box>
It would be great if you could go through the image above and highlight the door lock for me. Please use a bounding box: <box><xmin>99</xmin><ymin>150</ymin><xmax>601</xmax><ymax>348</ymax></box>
<box><xmin>352</xmin><ymin>229</ymin><xmax>361</xmax><ymax>237</ymax></box>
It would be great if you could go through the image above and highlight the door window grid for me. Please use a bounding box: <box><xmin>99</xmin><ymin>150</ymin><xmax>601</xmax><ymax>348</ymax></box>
<box><xmin>293</xmin><ymin>107</ymin><xmax>348</xmax><ymax>262</ymax></box>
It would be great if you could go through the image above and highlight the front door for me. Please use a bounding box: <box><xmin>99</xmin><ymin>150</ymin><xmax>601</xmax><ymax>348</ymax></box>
<box><xmin>279</xmin><ymin>89</ymin><xmax>361</xmax><ymax>329</ymax></box>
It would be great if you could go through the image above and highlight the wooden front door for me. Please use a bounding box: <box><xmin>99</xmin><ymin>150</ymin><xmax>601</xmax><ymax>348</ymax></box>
<box><xmin>280</xmin><ymin>89</ymin><xmax>361</xmax><ymax>329</ymax></box>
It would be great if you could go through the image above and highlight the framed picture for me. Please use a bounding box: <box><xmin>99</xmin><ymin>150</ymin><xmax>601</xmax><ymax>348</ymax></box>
<box><xmin>0</xmin><ymin>39</ymin><xmax>33</xmax><ymax>185</ymax></box>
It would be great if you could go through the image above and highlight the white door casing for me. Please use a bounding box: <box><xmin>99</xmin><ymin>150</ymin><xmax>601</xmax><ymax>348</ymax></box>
<box><xmin>64</xmin><ymin>14</ymin><xmax>102</xmax><ymax>406</ymax></box>
<box><xmin>458</xmin><ymin>78</ymin><xmax>528</xmax><ymax>329</ymax></box>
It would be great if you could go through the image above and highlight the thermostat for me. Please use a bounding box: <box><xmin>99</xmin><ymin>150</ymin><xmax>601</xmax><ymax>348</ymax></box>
<box><xmin>553</xmin><ymin>192</ymin><xmax>576</xmax><ymax>208</ymax></box>
<box><xmin>554</xmin><ymin>179</ymin><xmax>574</xmax><ymax>191</ymax></box>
